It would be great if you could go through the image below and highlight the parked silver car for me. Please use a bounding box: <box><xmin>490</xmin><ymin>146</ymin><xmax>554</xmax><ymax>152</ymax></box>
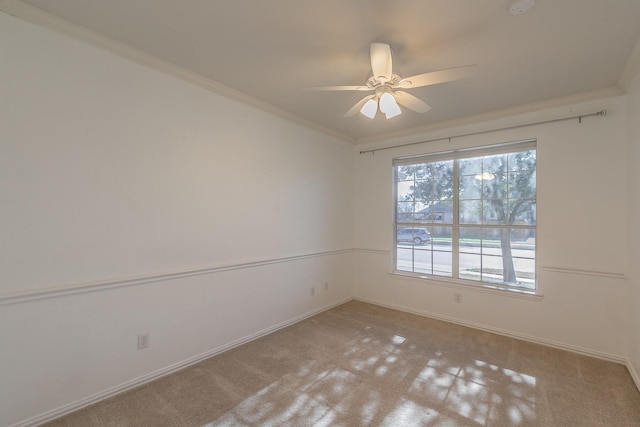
<box><xmin>397</xmin><ymin>227</ymin><xmax>431</xmax><ymax>245</ymax></box>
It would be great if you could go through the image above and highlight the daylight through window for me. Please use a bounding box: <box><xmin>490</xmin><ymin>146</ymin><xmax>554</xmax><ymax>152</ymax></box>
<box><xmin>394</xmin><ymin>141</ymin><xmax>537</xmax><ymax>291</ymax></box>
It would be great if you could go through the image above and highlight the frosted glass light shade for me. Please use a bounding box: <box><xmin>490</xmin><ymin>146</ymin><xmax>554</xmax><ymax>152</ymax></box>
<box><xmin>379</xmin><ymin>92</ymin><xmax>401</xmax><ymax>119</ymax></box>
<box><xmin>360</xmin><ymin>99</ymin><xmax>378</xmax><ymax>119</ymax></box>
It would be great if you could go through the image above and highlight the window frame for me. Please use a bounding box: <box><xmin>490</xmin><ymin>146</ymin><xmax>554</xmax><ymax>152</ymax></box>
<box><xmin>392</xmin><ymin>139</ymin><xmax>537</xmax><ymax>293</ymax></box>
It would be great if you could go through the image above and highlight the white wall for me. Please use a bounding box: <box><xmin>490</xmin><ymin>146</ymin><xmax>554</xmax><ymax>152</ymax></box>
<box><xmin>3</xmin><ymin>7</ymin><xmax>639</xmax><ymax>426</ymax></box>
<box><xmin>627</xmin><ymin>62</ymin><xmax>640</xmax><ymax>385</ymax></box>
<box><xmin>0</xmin><ymin>12</ymin><xmax>353</xmax><ymax>427</ymax></box>
<box><xmin>354</xmin><ymin>97</ymin><xmax>630</xmax><ymax>360</ymax></box>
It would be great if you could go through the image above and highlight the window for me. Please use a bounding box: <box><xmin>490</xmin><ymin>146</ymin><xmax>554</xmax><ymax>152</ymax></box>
<box><xmin>394</xmin><ymin>141</ymin><xmax>536</xmax><ymax>291</ymax></box>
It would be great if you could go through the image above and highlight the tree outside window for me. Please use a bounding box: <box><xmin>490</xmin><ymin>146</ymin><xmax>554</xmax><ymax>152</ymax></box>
<box><xmin>394</xmin><ymin>143</ymin><xmax>536</xmax><ymax>290</ymax></box>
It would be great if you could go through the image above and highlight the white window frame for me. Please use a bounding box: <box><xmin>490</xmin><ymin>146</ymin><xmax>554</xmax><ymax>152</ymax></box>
<box><xmin>392</xmin><ymin>140</ymin><xmax>537</xmax><ymax>293</ymax></box>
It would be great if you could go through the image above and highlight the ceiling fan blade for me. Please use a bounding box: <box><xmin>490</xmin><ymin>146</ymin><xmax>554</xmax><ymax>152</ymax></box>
<box><xmin>397</xmin><ymin>65</ymin><xmax>478</xmax><ymax>89</ymax></box>
<box><xmin>370</xmin><ymin>43</ymin><xmax>393</xmax><ymax>82</ymax></box>
<box><xmin>394</xmin><ymin>91</ymin><xmax>431</xmax><ymax>113</ymax></box>
<box><xmin>344</xmin><ymin>95</ymin><xmax>375</xmax><ymax>117</ymax></box>
<box><xmin>304</xmin><ymin>85</ymin><xmax>371</xmax><ymax>91</ymax></box>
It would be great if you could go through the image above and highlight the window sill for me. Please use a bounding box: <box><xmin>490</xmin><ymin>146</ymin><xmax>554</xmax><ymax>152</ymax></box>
<box><xmin>388</xmin><ymin>271</ymin><xmax>544</xmax><ymax>301</ymax></box>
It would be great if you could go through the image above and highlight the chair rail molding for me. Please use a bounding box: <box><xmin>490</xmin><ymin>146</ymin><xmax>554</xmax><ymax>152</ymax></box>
<box><xmin>0</xmin><ymin>249</ymin><xmax>354</xmax><ymax>306</ymax></box>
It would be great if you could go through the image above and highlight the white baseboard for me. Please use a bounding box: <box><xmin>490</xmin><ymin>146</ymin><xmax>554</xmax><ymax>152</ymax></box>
<box><xmin>627</xmin><ymin>359</ymin><xmax>640</xmax><ymax>394</ymax></box>
<box><xmin>359</xmin><ymin>295</ymin><xmax>639</xmax><ymax>393</ymax></box>
<box><xmin>11</xmin><ymin>295</ymin><xmax>639</xmax><ymax>426</ymax></box>
<box><xmin>354</xmin><ymin>296</ymin><xmax>628</xmax><ymax>365</ymax></box>
<box><xmin>11</xmin><ymin>297</ymin><xmax>353</xmax><ymax>427</ymax></box>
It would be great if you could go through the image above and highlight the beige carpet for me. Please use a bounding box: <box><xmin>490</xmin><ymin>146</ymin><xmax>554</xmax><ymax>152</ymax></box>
<box><xmin>44</xmin><ymin>301</ymin><xmax>640</xmax><ymax>426</ymax></box>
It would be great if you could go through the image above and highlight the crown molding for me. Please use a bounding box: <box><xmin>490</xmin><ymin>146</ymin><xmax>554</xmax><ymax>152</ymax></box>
<box><xmin>618</xmin><ymin>35</ymin><xmax>640</xmax><ymax>92</ymax></box>
<box><xmin>3</xmin><ymin>0</ymin><xmax>636</xmax><ymax>147</ymax></box>
<box><xmin>0</xmin><ymin>0</ymin><xmax>355</xmax><ymax>144</ymax></box>
<box><xmin>354</xmin><ymin>86</ymin><xmax>623</xmax><ymax>145</ymax></box>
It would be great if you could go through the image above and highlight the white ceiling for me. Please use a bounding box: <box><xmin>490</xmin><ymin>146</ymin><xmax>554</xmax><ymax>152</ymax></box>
<box><xmin>7</xmin><ymin>0</ymin><xmax>640</xmax><ymax>143</ymax></box>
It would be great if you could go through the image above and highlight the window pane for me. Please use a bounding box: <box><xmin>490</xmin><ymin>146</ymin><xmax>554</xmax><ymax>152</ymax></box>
<box><xmin>409</xmin><ymin>161</ymin><xmax>453</xmax><ymax>203</ymax></box>
<box><xmin>459</xmin><ymin>227</ymin><xmax>482</xmax><ymax>254</ymax></box>
<box><xmin>511</xmin><ymin>230</ymin><xmax>536</xmax><ymax>289</ymax></box>
<box><xmin>397</xmin><ymin>181</ymin><xmax>414</xmax><ymax>201</ymax></box>
<box><xmin>397</xmin><ymin>202</ymin><xmax>414</xmax><ymax>223</ymax></box>
<box><xmin>459</xmin><ymin>175</ymin><xmax>481</xmax><ymax>199</ymax></box>
<box><xmin>459</xmin><ymin>252</ymin><xmax>481</xmax><ymax>281</ymax></box>
<box><xmin>396</xmin><ymin>247</ymin><xmax>414</xmax><ymax>272</ymax></box>
<box><xmin>419</xmin><ymin>201</ymin><xmax>454</xmax><ymax>225</ymax></box>
<box><xmin>483</xmin><ymin>154</ymin><xmax>507</xmax><ymax>174</ymax></box>
<box><xmin>482</xmin><ymin>255</ymin><xmax>505</xmax><ymax>284</ymax></box>
<box><xmin>394</xmin><ymin>144</ymin><xmax>536</xmax><ymax>290</ymax></box>
<box><xmin>513</xmin><ymin>258</ymin><xmax>536</xmax><ymax>290</ymax></box>
<box><xmin>414</xmin><ymin>249</ymin><xmax>432</xmax><ymax>275</ymax></box>
<box><xmin>433</xmin><ymin>254</ymin><xmax>452</xmax><ymax>276</ymax></box>
<box><xmin>483</xmin><ymin>173</ymin><xmax>507</xmax><ymax>199</ymax></box>
<box><xmin>409</xmin><ymin>179</ymin><xmax>442</xmax><ymax>203</ymax></box>
<box><xmin>434</xmin><ymin>226</ymin><xmax>453</xmax><ymax>249</ymax></box>
<box><xmin>396</xmin><ymin>226</ymin><xmax>432</xmax><ymax>246</ymax></box>
<box><xmin>433</xmin><ymin>226</ymin><xmax>452</xmax><ymax>277</ymax></box>
<box><xmin>413</xmin><ymin>164</ymin><xmax>429</xmax><ymax>179</ymax></box>
<box><xmin>431</xmin><ymin>161</ymin><xmax>454</xmax><ymax>201</ymax></box>
<box><xmin>481</xmin><ymin>228</ymin><xmax>536</xmax><ymax>286</ymax></box>
<box><xmin>481</xmin><ymin>229</ymin><xmax>501</xmax><ymax>256</ymax></box>
<box><xmin>397</xmin><ymin>166</ymin><xmax>415</xmax><ymax>181</ymax></box>
<box><xmin>508</xmin><ymin>150</ymin><xmax>536</xmax><ymax>171</ymax></box>
<box><xmin>459</xmin><ymin>157</ymin><xmax>482</xmax><ymax>175</ymax></box>
<box><xmin>512</xmin><ymin>230</ymin><xmax>535</xmax><ymax>259</ymax></box>
<box><xmin>508</xmin><ymin>199</ymin><xmax>536</xmax><ymax>225</ymax></box>
<box><xmin>483</xmin><ymin>200</ymin><xmax>505</xmax><ymax>224</ymax></box>
<box><xmin>460</xmin><ymin>200</ymin><xmax>482</xmax><ymax>224</ymax></box>
<box><xmin>508</xmin><ymin>171</ymin><xmax>536</xmax><ymax>198</ymax></box>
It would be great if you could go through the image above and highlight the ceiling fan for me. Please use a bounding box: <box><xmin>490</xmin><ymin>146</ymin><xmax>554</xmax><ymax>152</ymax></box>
<box><xmin>307</xmin><ymin>43</ymin><xmax>478</xmax><ymax>119</ymax></box>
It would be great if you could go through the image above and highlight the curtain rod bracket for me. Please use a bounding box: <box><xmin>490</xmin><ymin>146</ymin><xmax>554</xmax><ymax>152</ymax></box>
<box><xmin>580</xmin><ymin>109</ymin><xmax>606</xmax><ymax>123</ymax></box>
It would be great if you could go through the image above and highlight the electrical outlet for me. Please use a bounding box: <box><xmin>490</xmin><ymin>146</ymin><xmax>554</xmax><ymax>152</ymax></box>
<box><xmin>137</xmin><ymin>333</ymin><xmax>150</xmax><ymax>350</ymax></box>
<box><xmin>454</xmin><ymin>293</ymin><xmax>463</xmax><ymax>303</ymax></box>
<box><xmin>324</xmin><ymin>282</ymin><xmax>329</xmax><ymax>292</ymax></box>
<box><xmin>311</xmin><ymin>287</ymin><xmax>315</xmax><ymax>296</ymax></box>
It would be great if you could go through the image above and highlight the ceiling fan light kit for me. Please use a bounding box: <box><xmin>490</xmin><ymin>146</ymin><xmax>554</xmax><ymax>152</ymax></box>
<box><xmin>360</xmin><ymin>98</ymin><xmax>378</xmax><ymax>119</ymax></box>
<box><xmin>379</xmin><ymin>92</ymin><xmax>402</xmax><ymax>119</ymax></box>
<box><xmin>308</xmin><ymin>42</ymin><xmax>478</xmax><ymax>121</ymax></box>
<box><xmin>359</xmin><ymin>89</ymin><xmax>403</xmax><ymax>120</ymax></box>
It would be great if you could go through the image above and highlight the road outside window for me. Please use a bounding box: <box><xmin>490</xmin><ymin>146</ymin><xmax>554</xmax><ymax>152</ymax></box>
<box><xmin>394</xmin><ymin>142</ymin><xmax>536</xmax><ymax>291</ymax></box>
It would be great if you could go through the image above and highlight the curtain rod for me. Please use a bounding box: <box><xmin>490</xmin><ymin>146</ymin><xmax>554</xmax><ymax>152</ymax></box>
<box><xmin>359</xmin><ymin>109</ymin><xmax>607</xmax><ymax>155</ymax></box>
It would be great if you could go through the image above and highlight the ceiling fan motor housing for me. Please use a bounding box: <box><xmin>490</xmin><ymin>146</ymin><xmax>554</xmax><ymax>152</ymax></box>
<box><xmin>366</xmin><ymin>74</ymin><xmax>402</xmax><ymax>89</ymax></box>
